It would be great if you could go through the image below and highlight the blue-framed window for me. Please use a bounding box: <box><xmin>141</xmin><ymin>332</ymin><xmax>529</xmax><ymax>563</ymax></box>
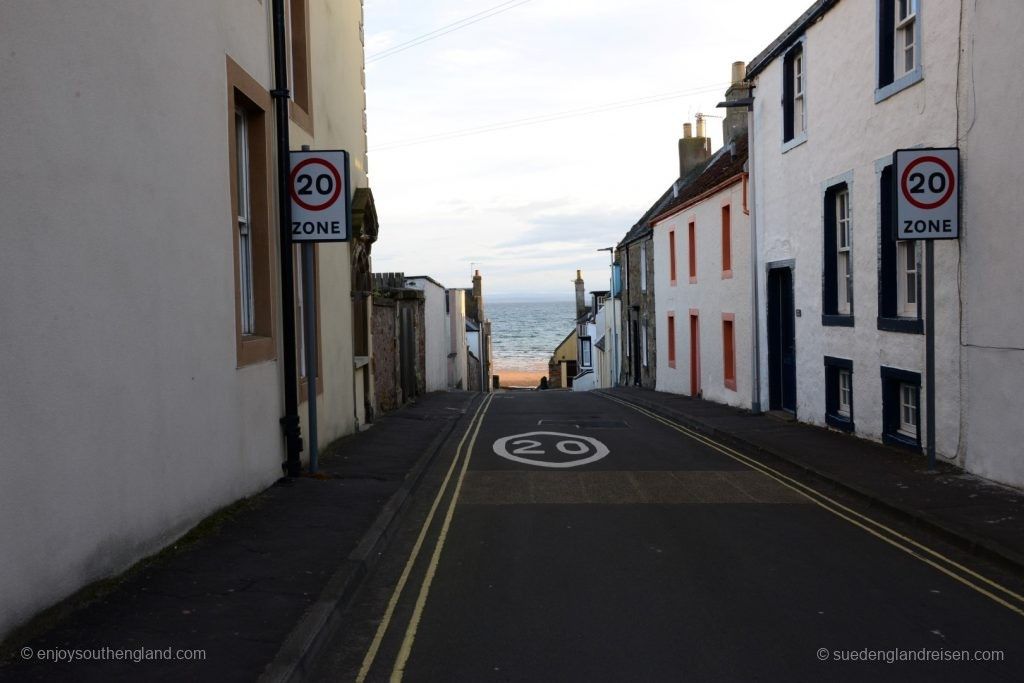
<box><xmin>880</xmin><ymin>365</ymin><xmax>921</xmax><ymax>450</ymax></box>
<box><xmin>824</xmin><ymin>356</ymin><xmax>854</xmax><ymax>432</ymax></box>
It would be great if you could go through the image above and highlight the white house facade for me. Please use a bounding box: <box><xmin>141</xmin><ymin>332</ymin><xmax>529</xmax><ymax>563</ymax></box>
<box><xmin>405</xmin><ymin>276</ymin><xmax>449</xmax><ymax>393</ymax></box>
<box><xmin>748</xmin><ymin>0</ymin><xmax>961</xmax><ymax>458</ymax></box>
<box><xmin>654</xmin><ymin>141</ymin><xmax>752</xmax><ymax>409</ymax></box>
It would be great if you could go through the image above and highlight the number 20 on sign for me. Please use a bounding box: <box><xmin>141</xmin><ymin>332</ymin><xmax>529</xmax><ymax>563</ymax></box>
<box><xmin>289</xmin><ymin>150</ymin><xmax>352</xmax><ymax>243</ymax></box>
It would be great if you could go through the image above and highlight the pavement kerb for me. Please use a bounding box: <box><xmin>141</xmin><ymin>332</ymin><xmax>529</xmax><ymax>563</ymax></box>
<box><xmin>596</xmin><ymin>389</ymin><xmax>1024</xmax><ymax>574</ymax></box>
<box><xmin>259</xmin><ymin>393</ymin><xmax>482</xmax><ymax>683</ymax></box>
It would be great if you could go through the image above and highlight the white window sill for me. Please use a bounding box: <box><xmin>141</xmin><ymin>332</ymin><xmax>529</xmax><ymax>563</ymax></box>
<box><xmin>781</xmin><ymin>131</ymin><xmax>808</xmax><ymax>154</ymax></box>
<box><xmin>875</xmin><ymin>67</ymin><xmax>923</xmax><ymax>103</ymax></box>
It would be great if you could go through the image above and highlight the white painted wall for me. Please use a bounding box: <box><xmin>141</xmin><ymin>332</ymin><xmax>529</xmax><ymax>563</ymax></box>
<box><xmin>0</xmin><ymin>0</ymin><xmax>370</xmax><ymax>639</ymax></box>
<box><xmin>0</xmin><ymin>1</ymin><xmax>284</xmax><ymax>639</ymax></box>
<box><xmin>750</xmin><ymin>0</ymin><xmax>962</xmax><ymax>458</ymax></box>
<box><xmin>654</xmin><ymin>178</ymin><xmax>752</xmax><ymax>408</ymax></box>
<box><xmin>958</xmin><ymin>3</ymin><xmax>1024</xmax><ymax>487</ymax></box>
<box><xmin>405</xmin><ymin>277</ymin><xmax>449</xmax><ymax>393</ymax></box>
<box><xmin>447</xmin><ymin>290</ymin><xmax>468</xmax><ymax>390</ymax></box>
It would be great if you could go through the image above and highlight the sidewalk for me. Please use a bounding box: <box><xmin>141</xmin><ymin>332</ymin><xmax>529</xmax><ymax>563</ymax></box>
<box><xmin>601</xmin><ymin>386</ymin><xmax>1024</xmax><ymax>572</ymax></box>
<box><xmin>0</xmin><ymin>391</ymin><xmax>479</xmax><ymax>683</ymax></box>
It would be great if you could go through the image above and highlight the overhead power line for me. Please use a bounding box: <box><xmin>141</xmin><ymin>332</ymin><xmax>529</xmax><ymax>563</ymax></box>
<box><xmin>369</xmin><ymin>83</ymin><xmax>730</xmax><ymax>152</ymax></box>
<box><xmin>368</xmin><ymin>0</ymin><xmax>533</xmax><ymax>63</ymax></box>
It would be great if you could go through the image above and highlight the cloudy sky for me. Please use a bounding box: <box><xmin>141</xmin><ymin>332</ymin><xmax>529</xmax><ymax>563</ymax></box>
<box><xmin>364</xmin><ymin>0</ymin><xmax>811</xmax><ymax>300</ymax></box>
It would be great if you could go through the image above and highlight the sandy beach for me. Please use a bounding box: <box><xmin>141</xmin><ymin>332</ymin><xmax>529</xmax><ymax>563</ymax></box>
<box><xmin>495</xmin><ymin>369</ymin><xmax>546</xmax><ymax>388</ymax></box>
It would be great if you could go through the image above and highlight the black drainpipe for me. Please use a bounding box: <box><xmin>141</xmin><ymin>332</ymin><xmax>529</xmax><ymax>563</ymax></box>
<box><xmin>271</xmin><ymin>0</ymin><xmax>303</xmax><ymax>476</ymax></box>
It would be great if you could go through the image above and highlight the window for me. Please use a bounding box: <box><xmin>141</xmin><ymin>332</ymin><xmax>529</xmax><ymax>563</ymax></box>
<box><xmin>669</xmin><ymin>230</ymin><xmax>677</xmax><ymax>285</ymax></box>
<box><xmin>895</xmin><ymin>0</ymin><xmax>917</xmax><ymax>78</ymax></box>
<box><xmin>580</xmin><ymin>337</ymin><xmax>592</xmax><ymax>367</ymax></box>
<box><xmin>897</xmin><ymin>240</ymin><xmax>919</xmax><ymax>316</ymax></box>
<box><xmin>877</xmin><ymin>0</ymin><xmax>922</xmax><ymax>101</ymax></box>
<box><xmin>667</xmin><ymin>313</ymin><xmax>676</xmax><ymax>369</ymax></box>
<box><xmin>877</xmin><ymin>164</ymin><xmax>923</xmax><ymax>333</ymax></box>
<box><xmin>783</xmin><ymin>42</ymin><xmax>807</xmax><ymax>146</ymax></box>
<box><xmin>824</xmin><ymin>356</ymin><xmax>854</xmax><ymax>431</ymax></box>
<box><xmin>641</xmin><ymin>316</ymin><xmax>649</xmax><ymax>367</ymax></box>
<box><xmin>688</xmin><ymin>221</ymin><xmax>697</xmax><ymax>282</ymax></box>
<box><xmin>235</xmin><ymin>110</ymin><xmax>255</xmax><ymax>336</ymax></box>
<box><xmin>839</xmin><ymin>371</ymin><xmax>852</xmax><ymax>416</ymax></box>
<box><xmin>836</xmin><ymin>189</ymin><xmax>852</xmax><ymax>314</ymax></box>
<box><xmin>881</xmin><ymin>365</ymin><xmax>921</xmax><ymax>449</ymax></box>
<box><xmin>722</xmin><ymin>315</ymin><xmax>736</xmax><ymax>391</ymax></box>
<box><xmin>823</xmin><ymin>181</ymin><xmax>853</xmax><ymax>325</ymax></box>
<box><xmin>721</xmin><ymin>205</ymin><xmax>732</xmax><ymax>277</ymax></box>
<box><xmin>640</xmin><ymin>241</ymin><xmax>647</xmax><ymax>292</ymax></box>
<box><xmin>899</xmin><ymin>382</ymin><xmax>918</xmax><ymax>437</ymax></box>
<box><xmin>287</xmin><ymin>0</ymin><xmax>313</xmax><ymax>132</ymax></box>
<box><xmin>227</xmin><ymin>57</ymin><xmax>276</xmax><ymax>367</ymax></box>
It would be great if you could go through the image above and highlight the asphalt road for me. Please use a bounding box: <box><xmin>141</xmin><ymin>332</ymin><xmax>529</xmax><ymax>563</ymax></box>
<box><xmin>309</xmin><ymin>390</ymin><xmax>1024</xmax><ymax>682</ymax></box>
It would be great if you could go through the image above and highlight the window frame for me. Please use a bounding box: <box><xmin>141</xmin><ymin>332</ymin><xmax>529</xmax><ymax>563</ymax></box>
<box><xmin>688</xmin><ymin>220</ymin><xmax>697</xmax><ymax>283</ymax></box>
<box><xmin>782</xmin><ymin>38</ymin><xmax>808</xmax><ymax>151</ymax></box>
<box><xmin>822</xmin><ymin>175</ymin><xmax>855</xmax><ymax>327</ymax></box>
<box><xmin>880</xmin><ymin>365</ymin><xmax>921</xmax><ymax>449</ymax></box>
<box><xmin>876</xmin><ymin>161</ymin><xmax>923</xmax><ymax>333</ymax></box>
<box><xmin>640</xmin><ymin>240</ymin><xmax>647</xmax><ymax>292</ymax></box>
<box><xmin>722</xmin><ymin>314</ymin><xmax>736</xmax><ymax>391</ymax></box>
<box><xmin>876</xmin><ymin>0</ymin><xmax>923</xmax><ymax>103</ymax></box>
<box><xmin>287</xmin><ymin>0</ymin><xmax>314</xmax><ymax>133</ymax></box>
<box><xmin>667</xmin><ymin>312</ymin><xmax>676</xmax><ymax>369</ymax></box>
<box><xmin>721</xmin><ymin>203</ymin><xmax>733</xmax><ymax>278</ymax></box>
<box><xmin>824</xmin><ymin>356</ymin><xmax>854</xmax><ymax>431</ymax></box>
<box><xmin>669</xmin><ymin>229</ymin><xmax>677</xmax><ymax>286</ymax></box>
<box><xmin>641</xmin><ymin>315</ymin><xmax>649</xmax><ymax>368</ymax></box>
<box><xmin>227</xmin><ymin>57</ymin><xmax>277</xmax><ymax>368</ymax></box>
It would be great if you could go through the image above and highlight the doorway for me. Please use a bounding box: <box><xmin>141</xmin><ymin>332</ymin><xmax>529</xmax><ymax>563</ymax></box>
<box><xmin>767</xmin><ymin>266</ymin><xmax>796</xmax><ymax>412</ymax></box>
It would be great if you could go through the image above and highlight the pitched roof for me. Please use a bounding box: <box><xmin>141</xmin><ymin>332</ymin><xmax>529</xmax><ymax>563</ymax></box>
<box><xmin>652</xmin><ymin>135</ymin><xmax>748</xmax><ymax>223</ymax></box>
<box><xmin>746</xmin><ymin>0</ymin><xmax>839</xmax><ymax>79</ymax></box>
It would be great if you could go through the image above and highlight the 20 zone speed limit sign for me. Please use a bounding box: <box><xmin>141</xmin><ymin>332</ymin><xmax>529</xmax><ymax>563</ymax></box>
<box><xmin>894</xmin><ymin>147</ymin><xmax>960</xmax><ymax>240</ymax></box>
<box><xmin>289</xmin><ymin>150</ymin><xmax>351</xmax><ymax>242</ymax></box>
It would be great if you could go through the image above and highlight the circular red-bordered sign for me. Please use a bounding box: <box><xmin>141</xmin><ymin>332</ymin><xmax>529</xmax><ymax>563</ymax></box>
<box><xmin>290</xmin><ymin>158</ymin><xmax>343</xmax><ymax>212</ymax></box>
<box><xmin>900</xmin><ymin>155</ymin><xmax>956</xmax><ymax>210</ymax></box>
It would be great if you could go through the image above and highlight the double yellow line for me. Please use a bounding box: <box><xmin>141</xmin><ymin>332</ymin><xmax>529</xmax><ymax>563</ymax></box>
<box><xmin>357</xmin><ymin>392</ymin><xmax>495</xmax><ymax>683</ymax></box>
<box><xmin>600</xmin><ymin>392</ymin><xmax>1024</xmax><ymax>618</ymax></box>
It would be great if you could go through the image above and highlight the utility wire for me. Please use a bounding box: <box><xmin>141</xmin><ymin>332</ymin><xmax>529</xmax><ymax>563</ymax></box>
<box><xmin>370</xmin><ymin>83</ymin><xmax>730</xmax><ymax>152</ymax></box>
<box><xmin>368</xmin><ymin>0</ymin><xmax>533</xmax><ymax>63</ymax></box>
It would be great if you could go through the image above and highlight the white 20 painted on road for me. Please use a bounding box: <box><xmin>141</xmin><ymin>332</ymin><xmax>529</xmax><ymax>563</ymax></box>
<box><xmin>492</xmin><ymin>432</ymin><xmax>609</xmax><ymax>468</ymax></box>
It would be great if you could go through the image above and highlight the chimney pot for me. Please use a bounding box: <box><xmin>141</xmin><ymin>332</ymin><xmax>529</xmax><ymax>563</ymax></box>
<box><xmin>683</xmin><ymin>122</ymin><xmax>692</xmax><ymax>139</ymax></box>
<box><xmin>731</xmin><ymin>61</ymin><xmax>746</xmax><ymax>85</ymax></box>
<box><xmin>696</xmin><ymin>117</ymin><xmax>706</xmax><ymax>139</ymax></box>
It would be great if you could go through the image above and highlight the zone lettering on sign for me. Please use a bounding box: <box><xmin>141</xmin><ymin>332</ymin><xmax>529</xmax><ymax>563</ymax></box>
<box><xmin>893</xmin><ymin>148</ymin><xmax>960</xmax><ymax>241</ymax></box>
<box><xmin>288</xmin><ymin>150</ymin><xmax>352</xmax><ymax>243</ymax></box>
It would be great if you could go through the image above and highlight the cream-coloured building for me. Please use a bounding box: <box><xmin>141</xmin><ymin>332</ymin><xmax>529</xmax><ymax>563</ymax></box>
<box><xmin>0</xmin><ymin>0</ymin><xmax>374</xmax><ymax>639</ymax></box>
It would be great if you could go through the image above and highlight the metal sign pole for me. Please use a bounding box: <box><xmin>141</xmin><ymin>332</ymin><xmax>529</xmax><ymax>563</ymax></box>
<box><xmin>302</xmin><ymin>242</ymin><xmax>319</xmax><ymax>474</ymax></box>
<box><xmin>925</xmin><ymin>240</ymin><xmax>935</xmax><ymax>471</ymax></box>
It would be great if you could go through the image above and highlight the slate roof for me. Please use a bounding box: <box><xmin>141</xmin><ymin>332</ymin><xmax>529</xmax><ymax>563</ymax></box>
<box><xmin>652</xmin><ymin>135</ymin><xmax>748</xmax><ymax>223</ymax></box>
<box><xmin>618</xmin><ymin>181</ymin><xmax>683</xmax><ymax>248</ymax></box>
<box><xmin>745</xmin><ymin>0</ymin><xmax>839</xmax><ymax>79</ymax></box>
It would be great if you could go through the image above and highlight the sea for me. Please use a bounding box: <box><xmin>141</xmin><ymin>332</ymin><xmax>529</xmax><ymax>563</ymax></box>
<box><xmin>487</xmin><ymin>299</ymin><xmax>576</xmax><ymax>373</ymax></box>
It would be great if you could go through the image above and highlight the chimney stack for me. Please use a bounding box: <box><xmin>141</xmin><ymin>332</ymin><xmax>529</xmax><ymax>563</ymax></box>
<box><xmin>722</xmin><ymin>60</ymin><xmax>751</xmax><ymax>145</ymax></box>
<box><xmin>472</xmin><ymin>269</ymin><xmax>484</xmax><ymax>319</ymax></box>
<box><xmin>678</xmin><ymin>118</ymin><xmax>711</xmax><ymax>178</ymax></box>
<box><xmin>574</xmin><ymin>270</ymin><xmax>586</xmax><ymax>320</ymax></box>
